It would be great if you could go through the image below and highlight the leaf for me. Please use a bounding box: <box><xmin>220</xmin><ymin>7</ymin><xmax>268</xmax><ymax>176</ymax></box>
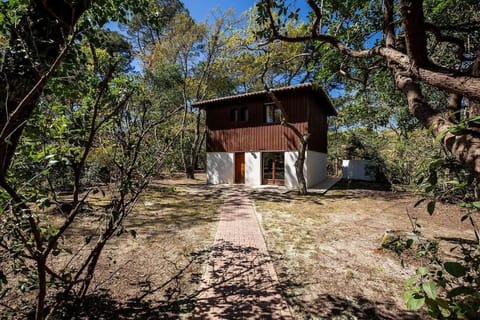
<box><xmin>471</xmin><ymin>201</ymin><xmax>480</xmax><ymax>209</ymax></box>
<box><xmin>461</xmin><ymin>213</ymin><xmax>471</xmax><ymax>222</ymax></box>
<box><xmin>0</xmin><ymin>270</ymin><xmax>7</xmax><ymax>288</ymax></box>
<box><xmin>406</xmin><ymin>294</ymin><xmax>425</xmax><ymax>310</ymax></box>
<box><xmin>428</xmin><ymin>158</ymin><xmax>444</xmax><ymax>170</ymax></box>
<box><xmin>405</xmin><ymin>276</ymin><xmax>416</xmax><ymax>286</ymax></box>
<box><xmin>52</xmin><ymin>248</ymin><xmax>61</xmax><ymax>256</ymax></box>
<box><xmin>444</xmin><ymin>262</ymin><xmax>467</xmax><ymax>278</ymax></box>
<box><xmin>434</xmin><ymin>129</ymin><xmax>449</xmax><ymax>144</ymax></box>
<box><xmin>422</xmin><ymin>281</ymin><xmax>437</xmax><ymax>300</ymax></box>
<box><xmin>130</xmin><ymin>229</ymin><xmax>137</xmax><ymax>239</ymax></box>
<box><xmin>448</xmin><ymin>125</ymin><xmax>470</xmax><ymax>136</ymax></box>
<box><xmin>417</xmin><ymin>267</ymin><xmax>429</xmax><ymax>276</ymax></box>
<box><xmin>436</xmin><ymin>299</ymin><xmax>451</xmax><ymax>318</ymax></box>
<box><xmin>427</xmin><ymin>201</ymin><xmax>436</xmax><ymax>215</ymax></box>
<box><xmin>414</xmin><ymin>198</ymin><xmax>426</xmax><ymax>208</ymax></box>
<box><xmin>447</xmin><ymin>286</ymin><xmax>475</xmax><ymax>298</ymax></box>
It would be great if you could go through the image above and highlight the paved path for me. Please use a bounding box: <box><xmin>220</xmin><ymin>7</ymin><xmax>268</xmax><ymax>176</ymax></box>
<box><xmin>194</xmin><ymin>189</ymin><xmax>292</xmax><ymax>319</ymax></box>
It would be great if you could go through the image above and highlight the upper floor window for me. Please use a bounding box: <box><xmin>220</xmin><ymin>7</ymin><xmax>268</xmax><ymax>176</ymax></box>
<box><xmin>265</xmin><ymin>103</ymin><xmax>282</xmax><ymax>123</ymax></box>
<box><xmin>230</xmin><ymin>107</ymin><xmax>248</xmax><ymax>122</ymax></box>
<box><xmin>240</xmin><ymin>108</ymin><xmax>248</xmax><ymax>122</ymax></box>
<box><xmin>230</xmin><ymin>108</ymin><xmax>239</xmax><ymax>122</ymax></box>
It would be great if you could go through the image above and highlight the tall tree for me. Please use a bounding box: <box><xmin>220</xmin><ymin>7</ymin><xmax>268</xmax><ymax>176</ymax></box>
<box><xmin>0</xmin><ymin>1</ymin><xmax>181</xmax><ymax>318</ymax></box>
<box><xmin>146</xmin><ymin>12</ymin><xmax>237</xmax><ymax>178</ymax></box>
<box><xmin>256</xmin><ymin>0</ymin><xmax>480</xmax><ymax>180</ymax></box>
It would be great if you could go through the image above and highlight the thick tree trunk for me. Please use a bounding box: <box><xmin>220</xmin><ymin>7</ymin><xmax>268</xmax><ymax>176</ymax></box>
<box><xmin>468</xmin><ymin>55</ymin><xmax>480</xmax><ymax>118</ymax></box>
<box><xmin>391</xmin><ymin>0</ymin><xmax>480</xmax><ymax>179</ymax></box>
<box><xmin>262</xmin><ymin>0</ymin><xmax>480</xmax><ymax>179</ymax></box>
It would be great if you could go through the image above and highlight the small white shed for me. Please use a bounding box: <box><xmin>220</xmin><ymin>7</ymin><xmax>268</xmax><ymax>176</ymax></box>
<box><xmin>342</xmin><ymin>160</ymin><xmax>376</xmax><ymax>181</ymax></box>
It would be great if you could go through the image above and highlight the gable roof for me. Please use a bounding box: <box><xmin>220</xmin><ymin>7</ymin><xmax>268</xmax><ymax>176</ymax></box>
<box><xmin>191</xmin><ymin>83</ymin><xmax>337</xmax><ymax>116</ymax></box>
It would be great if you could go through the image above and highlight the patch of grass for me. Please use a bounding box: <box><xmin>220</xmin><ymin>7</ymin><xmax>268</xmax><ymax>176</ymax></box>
<box><xmin>253</xmin><ymin>188</ymin><xmax>470</xmax><ymax>319</ymax></box>
<box><xmin>40</xmin><ymin>175</ymin><xmax>223</xmax><ymax>318</ymax></box>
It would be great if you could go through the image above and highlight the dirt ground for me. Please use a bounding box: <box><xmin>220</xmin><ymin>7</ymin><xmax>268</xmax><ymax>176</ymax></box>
<box><xmin>1</xmin><ymin>176</ymin><xmax>224</xmax><ymax>319</ymax></box>
<box><xmin>250</xmin><ymin>181</ymin><xmax>474</xmax><ymax>320</ymax></box>
<box><xmin>2</xmin><ymin>176</ymin><xmax>473</xmax><ymax>319</ymax></box>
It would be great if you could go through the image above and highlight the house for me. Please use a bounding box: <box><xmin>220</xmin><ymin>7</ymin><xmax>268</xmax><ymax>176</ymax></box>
<box><xmin>192</xmin><ymin>83</ymin><xmax>337</xmax><ymax>188</ymax></box>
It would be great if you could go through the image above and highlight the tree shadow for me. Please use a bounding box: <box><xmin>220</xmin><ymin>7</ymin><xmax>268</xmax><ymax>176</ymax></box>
<box><xmin>51</xmin><ymin>248</ymin><xmax>211</xmax><ymax>319</ymax></box>
<box><xmin>192</xmin><ymin>240</ymin><xmax>291</xmax><ymax>319</ymax></box>
<box><xmin>48</xmin><ymin>240</ymin><xmax>427</xmax><ymax>320</ymax></box>
<box><xmin>51</xmin><ymin>241</ymin><xmax>292</xmax><ymax>319</ymax></box>
<box><xmin>436</xmin><ymin>236</ymin><xmax>477</xmax><ymax>246</ymax></box>
<box><xmin>331</xmin><ymin>179</ymin><xmax>393</xmax><ymax>192</ymax></box>
<box><xmin>304</xmin><ymin>294</ymin><xmax>424</xmax><ymax>320</ymax></box>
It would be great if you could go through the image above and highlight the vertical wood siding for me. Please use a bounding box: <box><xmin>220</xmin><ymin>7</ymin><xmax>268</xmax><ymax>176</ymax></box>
<box><xmin>205</xmin><ymin>91</ymin><xmax>329</xmax><ymax>153</ymax></box>
<box><xmin>307</xmin><ymin>95</ymin><xmax>328</xmax><ymax>153</ymax></box>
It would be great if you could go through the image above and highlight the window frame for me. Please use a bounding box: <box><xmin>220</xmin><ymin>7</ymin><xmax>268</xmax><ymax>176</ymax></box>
<box><xmin>264</xmin><ymin>102</ymin><xmax>282</xmax><ymax>124</ymax></box>
<box><xmin>239</xmin><ymin>107</ymin><xmax>249</xmax><ymax>122</ymax></box>
<box><xmin>230</xmin><ymin>108</ymin><xmax>239</xmax><ymax>122</ymax></box>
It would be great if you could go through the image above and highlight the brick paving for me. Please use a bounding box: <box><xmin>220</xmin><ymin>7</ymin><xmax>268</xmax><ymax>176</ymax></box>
<box><xmin>194</xmin><ymin>188</ymin><xmax>292</xmax><ymax>319</ymax></box>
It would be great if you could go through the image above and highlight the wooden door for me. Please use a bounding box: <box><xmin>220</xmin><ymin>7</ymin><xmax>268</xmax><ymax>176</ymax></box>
<box><xmin>235</xmin><ymin>153</ymin><xmax>245</xmax><ymax>184</ymax></box>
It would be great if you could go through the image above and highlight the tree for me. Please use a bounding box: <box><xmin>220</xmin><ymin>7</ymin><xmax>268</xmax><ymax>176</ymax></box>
<box><xmin>256</xmin><ymin>0</ymin><xmax>480</xmax><ymax>180</ymax></box>
<box><xmin>146</xmin><ymin>12</ymin><xmax>237</xmax><ymax>178</ymax></box>
<box><xmin>0</xmin><ymin>1</ymin><xmax>180</xmax><ymax>318</ymax></box>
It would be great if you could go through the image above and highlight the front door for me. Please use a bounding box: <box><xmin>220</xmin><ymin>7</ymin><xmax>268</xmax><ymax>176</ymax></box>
<box><xmin>235</xmin><ymin>153</ymin><xmax>245</xmax><ymax>184</ymax></box>
<box><xmin>262</xmin><ymin>152</ymin><xmax>285</xmax><ymax>185</ymax></box>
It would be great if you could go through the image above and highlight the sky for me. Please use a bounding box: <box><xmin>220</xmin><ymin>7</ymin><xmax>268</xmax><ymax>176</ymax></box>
<box><xmin>182</xmin><ymin>0</ymin><xmax>257</xmax><ymax>22</ymax></box>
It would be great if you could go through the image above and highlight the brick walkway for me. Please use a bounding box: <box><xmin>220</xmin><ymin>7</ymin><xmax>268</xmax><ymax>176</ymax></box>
<box><xmin>194</xmin><ymin>189</ymin><xmax>292</xmax><ymax>319</ymax></box>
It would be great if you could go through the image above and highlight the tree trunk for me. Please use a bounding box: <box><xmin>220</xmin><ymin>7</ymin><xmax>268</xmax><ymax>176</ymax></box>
<box><xmin>186</xmin><ymin>109</ymin><xmax>203</xmax><ymax>179</ymax></box>
<box><xmin>295</xmin><ymin>134</ymin><xmax>308</xmax><ymax>195</ymax></box>
<box><xmin>35</xmin><ymin>256</ymin><xmax>47</xmax><ymax>320</ymax></box>
<box><xmin>0</xmin><ymin>0</ymin><xmax>91</xmax><ymax>181</ymax></box>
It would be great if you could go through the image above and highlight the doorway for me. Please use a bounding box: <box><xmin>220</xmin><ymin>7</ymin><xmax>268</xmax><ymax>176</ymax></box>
<box><xmin>234</xmin><ymin>153</ymin><xmax>245</xmax><ymax>184</ymax></box>
<box><xmin>262</xmin><ymin>152</ymin><xmax>285</xmax><ymax>185</ymax></box>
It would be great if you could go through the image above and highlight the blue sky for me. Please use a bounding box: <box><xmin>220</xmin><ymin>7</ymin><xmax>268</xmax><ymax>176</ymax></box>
<box><xmin>182</xmin><ymin>0</ymin><xmax>311</xmax><ymax>22</ymax></box>
<box><xmin>182</xmin><ymin>0</ymin><xmax>257</xmax><ymax>21</ymax></box>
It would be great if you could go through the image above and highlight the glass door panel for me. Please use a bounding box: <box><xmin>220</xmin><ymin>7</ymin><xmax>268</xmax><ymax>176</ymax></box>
<box><xmin>262</xmin><ymin>152</ymin><xmax>285</xmax><ymax>185</ymax></box>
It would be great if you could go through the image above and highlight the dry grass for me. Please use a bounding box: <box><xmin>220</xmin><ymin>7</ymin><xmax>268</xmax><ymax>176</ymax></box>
<box><xmin>251</xmin><ymin>182</ymin><xmax>473</xmax><ymax>320</ymax></box>
<box><xmin>30</xmin><ymin>174</ymin><xmax>223</xmax><ymax>318</ymax></box>
<box><xmin>3</xmin><ymin>176</ymin><xmax>474</xmax><ymax>319</ymax></box>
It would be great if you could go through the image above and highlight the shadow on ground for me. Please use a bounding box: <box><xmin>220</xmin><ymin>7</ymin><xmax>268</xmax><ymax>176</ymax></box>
<box><xmin>51</xmin><ymin>242</ymin><xmax>289</xmax><ymax>319</ymax></box>
<box><xmin>193</xmin><ymin>240</ymin><xmax>290</xmax><ymax>319</ymax></box>
<box><xmin>50</xmin><ymin>243</ymin><xmax>425</xmax><ymax>319</ymax></box>
<box><xmin>305</xmin><ymin>294</ymin><xmax>423</xmax><ymax>320</ymax></box>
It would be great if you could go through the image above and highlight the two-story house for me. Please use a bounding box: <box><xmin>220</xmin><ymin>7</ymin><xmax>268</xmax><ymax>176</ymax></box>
<box><xmin>192</xmin><ymin>83</ymin><xmax>336</xmax><ymax>188</ymax></box>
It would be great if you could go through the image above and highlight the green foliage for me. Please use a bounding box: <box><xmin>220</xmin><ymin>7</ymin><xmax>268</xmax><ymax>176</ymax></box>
<box><xmin>328</xmin><ymin>128</ymin><xmax>436</xmax><ymax>186</ymax></box>
<box><xmin>409</xmin><ymin>144</ymin><xmax>479</xmax><ymax>319</ymax></box>
<box><xmin>405</xmin><ymin>245</ymin><xmax>480</xmax><ymax>319</ymax></box>
<box><xmin>0</xmin><ymin>0</ymin><xmax>186</xmax><ymax>318</ymax></box>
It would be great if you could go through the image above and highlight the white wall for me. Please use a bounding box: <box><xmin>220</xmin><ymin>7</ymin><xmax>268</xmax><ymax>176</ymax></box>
<box><xmin>342</xmin><ymin>159</ymin><xmax>376</xmax><ymax>181</ymax></box>
<box><xmin>284</xmin><ymin>151</ymin><xmax>305</xmax><ymax>188</ymax></box>
<box><xmin>245</xmin><ymin>152</ymin><xmax>261</xmax><ymax>186</ymax></box>
<box><xmin>285</xmin><ymin>151</ymin><xmax>327</xmax><ymax>188</ymax></box>
<box><xmin>206</xmin><ymin>152</ymin><xmax>234</xmax><ymax>184</ymax></box>
<box><xmin>306</xmin><ymin>151</ymin><xmax>328</xmax><ymax>187</ymax></box>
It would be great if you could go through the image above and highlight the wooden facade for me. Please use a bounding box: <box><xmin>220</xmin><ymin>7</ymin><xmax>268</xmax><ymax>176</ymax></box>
<box><xmin>193</xmin><ymin>83</ymin><xmax>336</xmax><ymax>154</ymax></box>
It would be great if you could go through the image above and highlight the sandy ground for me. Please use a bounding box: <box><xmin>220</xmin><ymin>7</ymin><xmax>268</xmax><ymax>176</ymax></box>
<box><xmin>251</xmin><ymin>182</ymin><xmax>473</xmax><ymax>319</ymax></box>
<box><xmin>1</xmin><ymin>176</ymin><xmax>473</xmax><ymax>319</ymax></box>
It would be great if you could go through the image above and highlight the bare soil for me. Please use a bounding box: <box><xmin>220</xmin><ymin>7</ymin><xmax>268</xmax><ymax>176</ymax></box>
<box><xmin>250</xmin><ymin>181</ymin><xmax>474</xmax><ymax>320</ymax></box>
<box><xmin>2</xmin><ymin>176</ymin><xmax>473</xmax><ymax>319</ymax></box>
<box><xmin>1</xmin><ymin>176</ymin><xmax>223</xmax><ymax>319</ymax></box>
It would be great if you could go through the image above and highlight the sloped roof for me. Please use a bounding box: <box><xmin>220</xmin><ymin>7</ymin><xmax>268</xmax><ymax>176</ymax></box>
<box><xmin>191</xmin><ymin>83</ymin><xmax>337</xmax><ymax>116</ymax></box>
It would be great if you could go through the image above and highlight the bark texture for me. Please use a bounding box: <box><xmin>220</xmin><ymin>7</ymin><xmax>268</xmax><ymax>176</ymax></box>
<box><xmin>261</xmin><ymin>0</ymin><xmax>480</xmax><ymax>179</ymax></box>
